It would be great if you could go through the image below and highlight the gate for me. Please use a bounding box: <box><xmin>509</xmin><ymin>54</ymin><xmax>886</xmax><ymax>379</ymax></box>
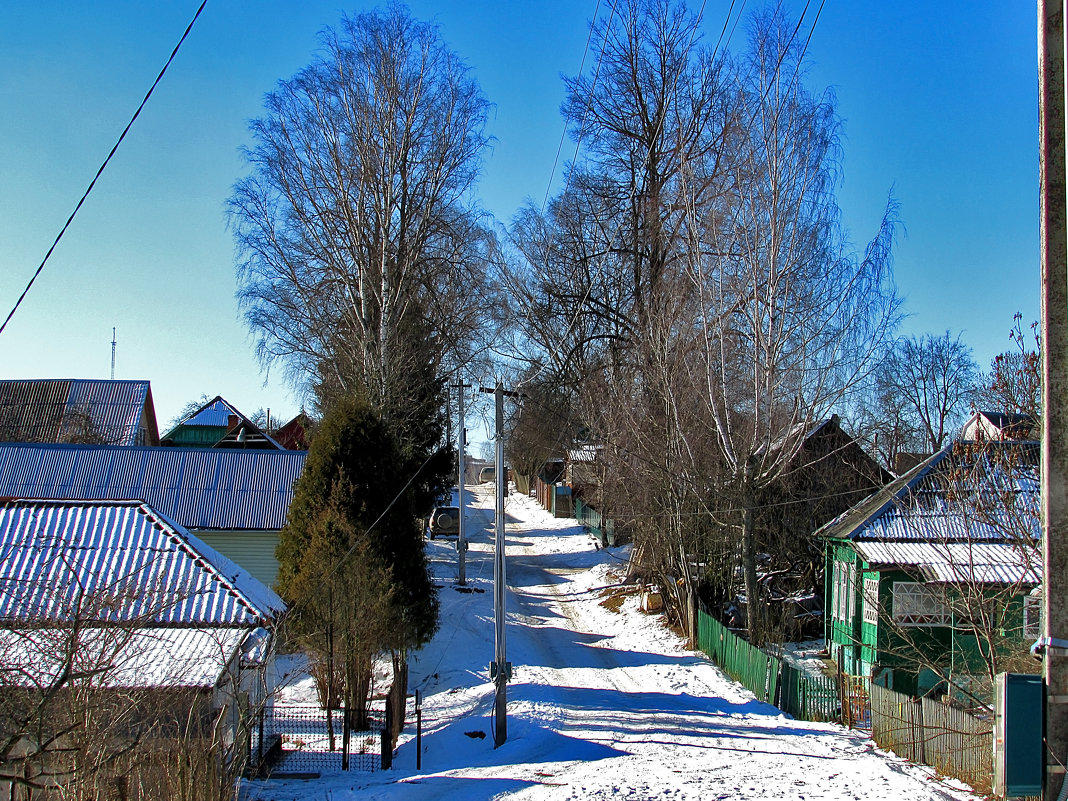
<box><xmin>249</xmin><ymin>702</ymin><xmax>387</xmax><ymax>775</ymax></box>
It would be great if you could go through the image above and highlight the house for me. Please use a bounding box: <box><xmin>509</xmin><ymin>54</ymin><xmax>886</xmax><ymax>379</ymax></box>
<box><xmin>961</xmin><ymin>410</ymin><xmax>1037</xmax><ymax>442</ymax></box>
<box><xmin>0</xmin><ymin>378</ymin><xmax>159</xmax><ymax>446</ymax></box>
<box><xmin>0</xmin><ymin>442</ymin><xmax>306</xmax><ymax>586</ymax></box>
<box><xmin>161</xmin><ymin>395</ymin><xmax>282</xmax><ymax>450</ymax></box>
<box><xmin>819</xmin><ymin>438</ymin><xmax>1040</xmax><ymax>697</ymax></box>
<box><xmin>0</xmin><ymin>498</ymin><xmax>283</xmax><ymax>796</ymax></box>
<box><xmin>273</xmin><ymin>410</ymin><xmax>312</xmax><ymax>450</ymax></box>
<box><xmin>747</xmin><ymin>415</ymin><xmax>891</xmax><ymax>609</ymax></box>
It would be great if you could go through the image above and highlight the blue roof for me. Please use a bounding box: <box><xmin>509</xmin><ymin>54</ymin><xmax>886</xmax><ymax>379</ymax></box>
<box><xmin>0</xmin><ymin>442</ymin><xmax>305</xmax><ymax>531</ymax></box>
<box><xmin>0</xmin><ymin>499</ymin><xmax>284</xmax><ymax>626</ymax></box>
<box><xmin>818</xmin><ymin>440</ymin><xmax>1040</xmax><ymax>545</ymax></box>
<box><xmin>183</xmin><ymin>397</ymin><xmax>242</xmax><ymax>428</ymax></box>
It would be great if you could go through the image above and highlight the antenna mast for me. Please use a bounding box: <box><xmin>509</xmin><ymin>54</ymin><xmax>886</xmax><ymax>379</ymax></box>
<box><xmin>110</xmin><ymin>327</ymin><xmax>116</xmax><ymax>380</ymax></box>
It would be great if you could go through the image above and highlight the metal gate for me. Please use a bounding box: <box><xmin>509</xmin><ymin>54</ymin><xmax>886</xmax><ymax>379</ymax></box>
<box><xmin>249</xmin><ymin>702</ymin><xmax>386</xmax><ymax>776</ymax></box>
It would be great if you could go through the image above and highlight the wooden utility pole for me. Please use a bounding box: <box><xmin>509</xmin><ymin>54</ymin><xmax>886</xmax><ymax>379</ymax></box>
<box><xmin>1040</xmin><ymin>1</ymin><xmax>1068</xmax><ymax>797</ymax></box>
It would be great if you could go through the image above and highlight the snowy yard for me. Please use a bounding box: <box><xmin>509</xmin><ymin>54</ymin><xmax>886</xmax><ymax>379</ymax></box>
<box><xmin>242</xmin><ymin>485</ymin><xmax>980</xmax><ymax>801</ymax></box>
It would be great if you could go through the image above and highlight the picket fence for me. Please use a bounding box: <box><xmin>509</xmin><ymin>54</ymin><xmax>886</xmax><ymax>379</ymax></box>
<box><xmin>695</xmin><ymin>609</ymin><xmax>991</xmax><ymax>792</ymax></box>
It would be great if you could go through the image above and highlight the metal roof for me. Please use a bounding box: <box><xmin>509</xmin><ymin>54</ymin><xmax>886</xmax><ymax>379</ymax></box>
<box><xmin>817</xmin><ymin>440</ymin><xmax>1039</xmax><ymax>543</ymax></box>
<box><xmin>0</xmin><ymin>626</ymin><xmax>249</xmax><ymax>689</ymax></box>
<box><xmin>0</xmin><ymin>442</ymin><xmax>305</xmax><ymax>531</ymax></box>
<box><xmin>855</xmin><ymin>540</ymin><xmax>1041</xmax><ymax>585</ymax></box>
<box><xmin>819</xmin><ymin>440</ymin><xmax>1041</xmax><ymax>584</ymax></box>
<box><xmin>0</xmin><ymin>379</ymin><xmax>157</xmax><ymax>446</ymax></box>
<box><xmin>0</xmin><ymin>499</ymin><xmax>284</xmax><ymax>626</ymax></box>
<box><xmin>184</xmin><ymin>397</ymin><xmax>243</xmax><ymax>428</ymax></box>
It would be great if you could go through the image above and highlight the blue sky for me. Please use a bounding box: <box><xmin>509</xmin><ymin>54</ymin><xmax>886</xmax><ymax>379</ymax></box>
<box><xmin>0</xmin><ymin>2</ymin><xmax>1039</xmax><ymax>437</ymax></box>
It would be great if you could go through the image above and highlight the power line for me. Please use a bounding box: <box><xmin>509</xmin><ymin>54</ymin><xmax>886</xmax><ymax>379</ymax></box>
<box><xmin>0</xmin><ymin>0</ymin><xmax>209</xmax><ymax>339</ymax></box>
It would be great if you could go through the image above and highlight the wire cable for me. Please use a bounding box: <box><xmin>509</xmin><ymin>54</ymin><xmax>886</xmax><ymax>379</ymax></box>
<box><xmin>0</xmin><ymin>0</ymin><xmax>209</xmax><ymax>338</ymax></box>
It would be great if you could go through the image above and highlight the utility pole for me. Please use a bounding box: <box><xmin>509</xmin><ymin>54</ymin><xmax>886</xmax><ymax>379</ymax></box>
<box><xmin>1040</xmin><ymin>1</ymin><xmax>1068</xmax><ymax>797</ymax></box>
<box><xmin>480</xmin><ymin>382</ymin><xmax>518</xmax><ymax>747</ymax></box>
<box><xmin>456</xmin><ymin>380</ymin><xmax>471</xmax><ymax>585</ymax></box>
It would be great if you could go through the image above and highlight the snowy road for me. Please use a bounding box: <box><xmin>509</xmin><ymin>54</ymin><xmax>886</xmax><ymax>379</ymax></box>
<box><xmin>244</xmin><ymin>486</ymin><xmax>980</xmax><ymax>801</ymax></box>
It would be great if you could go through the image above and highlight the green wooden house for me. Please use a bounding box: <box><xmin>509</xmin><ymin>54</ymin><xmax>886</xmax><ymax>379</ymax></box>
<box><xmin>161</xmin><ymin>395</ymin><xmax>282</xmax><ymax>450</ymax></box>
<box><xmin>819</xmin><ymin>439</ymin><xmax>1040</xmax><ymax>698</ymax></box>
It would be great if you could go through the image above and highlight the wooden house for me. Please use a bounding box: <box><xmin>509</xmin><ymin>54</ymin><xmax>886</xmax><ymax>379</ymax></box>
<box><xmin>819</xmin><ymin>439</ymin><xmax>1040</xmax><ymax>697</ymax></box>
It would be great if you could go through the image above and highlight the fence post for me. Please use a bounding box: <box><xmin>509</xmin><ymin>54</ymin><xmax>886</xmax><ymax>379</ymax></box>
<box><xmin>913</xmin><ymin>696</ymin><xmax>926</xmax><ymax>766</ymax></box>
<box><xmin>381</xmin><ymin>695</ymin><xmax>393</xmax><ymax>770</ymax></box>
<box><xmin>416</xmin><ymin>690</ymin><xmax>422</xmax><ymax>771</ymax></box>
<box><xmin>341</xmin><ymin>706</ymin><xmax>350</xmax><ymax>772</ymax></box>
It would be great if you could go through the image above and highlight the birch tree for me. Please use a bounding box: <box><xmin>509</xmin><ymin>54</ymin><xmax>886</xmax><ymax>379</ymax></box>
<box><xmin>229</xmin><ymin>5</ymin><xmax>498</xmax><ymax>430</ymax></box>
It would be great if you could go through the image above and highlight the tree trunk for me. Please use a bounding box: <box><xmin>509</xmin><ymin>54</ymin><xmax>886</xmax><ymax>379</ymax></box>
<box><xmin>741</xmin><ymin>479</ymin><xmax>762</xmax><ymax>645</ymax></box>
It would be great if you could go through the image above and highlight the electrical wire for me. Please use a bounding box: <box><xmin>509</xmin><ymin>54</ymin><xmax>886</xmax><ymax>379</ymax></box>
<box><xmin>0</xmin><ymin>0</ymin><xmax>209</xmax><ymax>339</ymax></box>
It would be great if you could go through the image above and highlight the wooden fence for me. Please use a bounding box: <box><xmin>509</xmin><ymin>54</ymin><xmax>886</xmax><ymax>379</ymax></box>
<box><xmin>696</xmin><ymin>609</ymin><xmax>992</xmax><ymax>793</ymax></box>
<box><xmin>870</xmin><ymin>683</ymin><xmax>992</xmax><ymax>794</ymax></box>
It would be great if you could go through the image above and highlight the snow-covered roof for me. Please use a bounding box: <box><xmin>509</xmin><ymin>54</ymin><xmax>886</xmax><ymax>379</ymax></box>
<box><xmin>0</xmin><ymin>625</ymin><xmax>249</xmax><ymax>689</ymax></box>
<box><xmin>0</xmin><ymin>499</ymin><xmax>284</xmax><ymax>627</ymax></box>
<box><xmin>854</xmin><ymin>541</ymin><xmax>1041</xmax><ymax>585</ymax></box>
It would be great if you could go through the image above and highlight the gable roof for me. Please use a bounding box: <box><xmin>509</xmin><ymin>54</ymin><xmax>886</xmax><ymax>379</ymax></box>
<box><xmin>0</xmin><ymin>379</ymin><xmax>159</xmax><ymax>446</ymax></box>
<box><xmin>818</xmin><ymin>440</ymin><xmax>1040</xmax><ymax>584</ymax></box>
<box><xmin>962</xmin><ymin>410</ymin><xmax>1038</xmax><ymax>442</ymax></box>
<box><xmin>162</xmin><ymin>395</ymin><xmax>282</xmax><ymax>450</ymax></box>
<box><xmin>0</xmin><ymin>442</ymin><xmax>305</xmax><ymax>531</ymax></box>
<box><xmin>0</xmin><ymin>499</ymin><xmax>284</xmax><ymax>627</ymax></box>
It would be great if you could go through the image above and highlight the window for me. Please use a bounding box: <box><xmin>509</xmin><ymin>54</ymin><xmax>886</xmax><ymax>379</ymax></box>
<box><xmin>862</xmin><ymin>576</ymin><xmax>879</xmax><ymax>626</ymax></box>
<box><xmin>1024</xmin><ymin>595</ymin><xmax>1042</xmax><ymax>639</ymax></box>
<box><xmin>891</xmin><ymin>582</ymin><xmax>951</xmax><ymax>626</ymax></box>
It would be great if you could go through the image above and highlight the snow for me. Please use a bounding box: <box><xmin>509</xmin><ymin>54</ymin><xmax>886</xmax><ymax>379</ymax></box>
<box><xmin>242</xmin><ymin>485</ymin><xmax>980</xmax><ymax>801</ymax></box>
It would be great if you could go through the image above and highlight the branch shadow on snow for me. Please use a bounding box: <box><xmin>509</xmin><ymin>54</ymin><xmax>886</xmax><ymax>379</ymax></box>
<box><xmin>510</xmin><ymin>684</ymin><xmax>844</xmax><ymax>752</ymax></box>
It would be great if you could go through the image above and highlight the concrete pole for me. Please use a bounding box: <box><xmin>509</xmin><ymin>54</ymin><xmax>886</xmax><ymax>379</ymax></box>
<box><xmin>457</xmin><ymin>380</ymin><xmax>468</xmax><ymax>586</ymax></box>
<box><xmin>1040</xmin><ymin>1</ymin><xmax>1068</xmax><ymax>797</ymax></box>
<box><xmin>494</xmin><ymin>382</ymin><xmax>508</xmax><ymax>747</ymax></box>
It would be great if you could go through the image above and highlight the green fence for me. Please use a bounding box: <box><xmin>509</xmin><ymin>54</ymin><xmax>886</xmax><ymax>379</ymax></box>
<box><xmin>697</xmin><ymin>609</ymin><xmax>839</xmax><ymax>721</ymax></box>
<box><xmin>778</xmin><ymin>662</ymin><xmax>840</xmax><ymax>722</ymax></box>
<box><xmin>574</xmin><ymin>498</ymin><xmax>616</xmax><ymax>544</ymax></box>
<box><xmin>697</xmin><ymin>610</ymin><xmax>780</xmax><ymax>704</ymax></box>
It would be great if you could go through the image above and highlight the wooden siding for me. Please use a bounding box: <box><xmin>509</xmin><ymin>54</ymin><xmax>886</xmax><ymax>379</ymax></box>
<box><xmin>195</xmin><ymin>529</ymin><xmax>280</xmax><ymax>588</ymax></box>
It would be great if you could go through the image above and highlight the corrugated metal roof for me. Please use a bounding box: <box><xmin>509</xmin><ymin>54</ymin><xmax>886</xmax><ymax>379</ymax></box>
<box><xmin>0</xmin><ymin>442</ymin><xmax>305</xmax><ymax>531</ymax></box>
<box><xmin>0</xmin><ymin>499</ymin><xmax>283</xmax><ymax>626</ymax></box>
<box><xmin>855</xmin><ymin>540</ymin><xmax>1041</xmax><ymax>585</ymax></box>
<box><xmin>818</xmin><ymin>440</ymin><xmax>1040</xmax><ymax>544</ymax></box>
<box><xmin>184</xmin><ymin>397</ymin><xmax>242</xmax><ymax>428</ymax></box>
<box><xmin>0</xmin><ymin>626</ymin><xmax>248</xmax><ymax>689</ymax></box>
<box><xmin>0</xmin><ymin>379</ymin><xmax>154</xmax><ymax>446</ymax></box>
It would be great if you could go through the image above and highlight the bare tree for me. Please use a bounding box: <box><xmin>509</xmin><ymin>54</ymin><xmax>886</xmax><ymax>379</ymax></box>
<box><xmin>977</xmin><ymin>313</ymin><xmax>1042</xmax><ymax>425</ymax></box>
<box><xmin>871</xmin><ymin>331</ymin><xmax>979</xmax><ymax>459</ymax></box>
<box><xmin>507</xmin><ymin>1</ymin><xmax>899</xmax><ymax>646</ymax></box>
<box><xmin>229</xmin><ymin>5</ymin><xmax>499</xmax><ymax>423</ymax></box>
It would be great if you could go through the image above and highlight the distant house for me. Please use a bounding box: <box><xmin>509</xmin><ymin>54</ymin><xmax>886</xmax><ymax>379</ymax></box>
<box><xmin>273</xmin><ymin>411</ymin><xmax>312</xmax><ymax>450</ymax></box>
<box><xmin>161</xmin><ymin>396</ymin><xmax>282</xmax><ymax>450</ymax></box>
<box><xmin>0</xmin><ymin>378</ymin><xmax>159</xmax><ymax>446</ymax></box>
<box><xmin>0</xmin><ymin>498</ymin><xmax>283</xmax><ymax>792</ymax></box>
<box><xmin>961</xmin><ymin>410</ymin><xmax>1037</xmax><ymax>442</ymax></box>
<box><xmin>819</xmin><ymin>439</ymin><xmax>1040</xmax><ymax>697</ymax></box>
<box><xmin>750</xmin><ymin>415</ymin><xmax>891</xmax><ymax>599</ymax></box>
<box><xmin>0</xmin><ymin>442</ymin><xmax>305</xmax><ymax>586</ymax></box>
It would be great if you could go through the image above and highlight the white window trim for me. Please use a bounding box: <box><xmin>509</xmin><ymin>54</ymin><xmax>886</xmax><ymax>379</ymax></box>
<box><xmin>892</xmin><ymin>581</ymin><xmax>951</xmax><ymax>627</ymax></box>
<box><xmin>1024</xmin><ymin>595</ymin><xmax>1042</xmax><ymax>639</ymax></box>
<box><xmin>862</xmin><ymin>575</ymin><xmax>879</xmax><ymax>626</ymax></box>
